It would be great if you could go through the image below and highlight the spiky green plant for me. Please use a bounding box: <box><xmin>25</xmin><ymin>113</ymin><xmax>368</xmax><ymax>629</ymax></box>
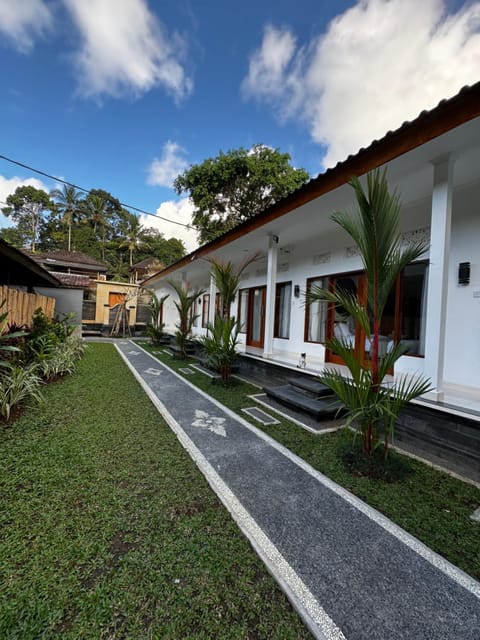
<box><xmin>308</xmin><ymin>169</ymin><xmax>431</xmax><ymax>458</ymax></box>
<box><xmin>208</xmin><ymin>254</ymin><xmax>259</xmax><ymax>318</ymax></box>
<box><xmin>168</xmin><ymin>280</ymin><xmax>204</xmax><ymax>358</ymax></box>
<box><xmin>145</xmin><ymin>291</ymin><xmax>169</xmax><ymax>345</ymax></box>
<box><xmin>201</xmin><ymin>316</ymin><xmax>241</xmax><ymax>383</ymax></box>
<box><xmin>0</xmin><ymin>363</ymin><xmax>44</xmax><ymax>423</ymax></box>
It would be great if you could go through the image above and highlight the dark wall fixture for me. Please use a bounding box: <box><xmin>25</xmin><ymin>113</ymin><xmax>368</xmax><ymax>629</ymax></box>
<box><xmin>458</xmin><ymin>262</ymin><xmax>471</xmax><ymax>286</ymax></box>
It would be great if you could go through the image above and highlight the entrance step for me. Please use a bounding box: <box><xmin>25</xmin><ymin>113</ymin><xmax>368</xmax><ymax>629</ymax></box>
<box><xmin>263</xmin><ymin>384</ymin><xmax>344</xmax><ymax>420</ymax></box>
<box><xmin>287</xmin><ymin>377</ymin><xmax>332</xmax><ymax>397</ymax></box>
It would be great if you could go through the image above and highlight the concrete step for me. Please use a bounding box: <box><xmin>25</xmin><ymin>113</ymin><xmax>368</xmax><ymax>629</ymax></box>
<box><xmin>263</xmin><ymin>384</ymin><xmax>344</xmax><ymax>420</ymax></box>
<box><xmin>287</xmin><ymin>376</ymin><xmax>332</xmax><ymax>397</ymax></box>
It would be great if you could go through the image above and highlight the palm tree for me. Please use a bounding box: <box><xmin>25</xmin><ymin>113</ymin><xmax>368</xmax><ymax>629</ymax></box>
<box><xmin>120</xmin><ymin>212</ymin><xmax>147</xmax><ymax>267</ymax></box>
<box><xmin>208</xmin><ymin>253</ymin><xmax>259</xmax><ymax>318</ymax></box>
<box><xmin>200</xmin><ymin>255</ymin><xmax>258</xmax><ymax>383</ymax></box>
<box><xmin>82</xmin><ymin>194</ymin><xmax>109</xmax><ymax>260</ymax></box>
<box><xmin>168</xmin><ymin>279</ymin><xmax>204</xmax><ymax>358</ymax></box>
<box><xmin>307</xmin><ymin>169</ymin><xmax>431</xmax><ymax>458</ymax></box>
<box><xmin>50</xmin><ymin>185</ymin><xmax>83</xmax><ymax>252</ymax></box>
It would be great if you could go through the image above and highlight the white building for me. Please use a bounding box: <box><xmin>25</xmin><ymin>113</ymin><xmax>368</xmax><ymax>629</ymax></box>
<box><xmin>144</xmin><ymin>82</ymin><xmax>480</xmax><ymax>414</ymax></box>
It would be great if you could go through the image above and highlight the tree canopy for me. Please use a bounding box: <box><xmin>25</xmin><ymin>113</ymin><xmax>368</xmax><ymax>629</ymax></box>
<box><xmin>1</xmin><ymin>184</ymin><xmax>186</xmax><ymax>280</ymax></box>
<box><xmin>2</xmin><ymin>186</ymin><xmax>54</xmax><ymax>251</ymax></box>
<box><xmin>174</xmin><ymin>145</ymin><xmax>309</xmax><ymax>244</ymax></box>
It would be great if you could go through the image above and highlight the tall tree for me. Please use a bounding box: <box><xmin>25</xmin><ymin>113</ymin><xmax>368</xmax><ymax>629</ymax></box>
<box><xmin>174</xmin><ymin>145</ymin><xmax>309</xmax><ymax>244</ymax></box>
<box><xmin>119</xmin><ymin>212</ymin><xmax>147</xmax><ymax>266</ymax></box>
<box><xmin>2</xmin><ymin>186</ymin><xmax>53</xmax><ymax>251</ymax></box>
<box><xmin>50</xmin><ymin>185</ymin><xmax>84</xmax><ymax>252</ymax></box>
<box><xmin>82</xmin><ymin>193</ymin><xmax>109</xmax><ymax>260</ymax></box>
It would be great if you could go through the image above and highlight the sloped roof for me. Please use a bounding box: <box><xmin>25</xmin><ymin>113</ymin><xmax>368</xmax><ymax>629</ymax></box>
<box><xmin>143</xmin><ymin>81</ymin><xmax>480</xmax><ymax>286</ymax></box>
<box><xmin>0</xmin><ymin>240</ymin><xmax>62</xmax><ymax>288</ymax></box>
<box><xmin>34</xmin><ymin>250</ymin><xmax>107</xmax><ymax>271</ymax></box>
<box><xmin>130</xmin><ymin>256</ymin><xmax>163</xmax><ymax>270</ymax></box>
<box><xmin>51</xmin><ymin>272</ymin><xmax>92</xmax><ymax>288</ymax></box>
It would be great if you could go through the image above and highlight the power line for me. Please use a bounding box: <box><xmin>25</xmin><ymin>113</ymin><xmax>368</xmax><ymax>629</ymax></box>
<box><xmin>0</xmin><ymin>153</ymin><xmax>191</xmax><ymax>229</ymax></box>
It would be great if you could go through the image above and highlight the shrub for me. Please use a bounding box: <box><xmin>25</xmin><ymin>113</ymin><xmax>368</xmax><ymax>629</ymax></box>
<box><xmin>0</xmin><ymin>363</ymin><xmax>44</xmax><ymax>423</ymax></box>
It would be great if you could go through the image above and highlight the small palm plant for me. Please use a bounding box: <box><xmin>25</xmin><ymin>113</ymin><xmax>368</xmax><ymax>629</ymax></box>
<box><xmin>201</xmin><ymin>255</ymin><xmax>258</xmax><ymax>383</ymax></box>
<box><xmin>146</xmin><ymin>291</ymin><xmax>169</xmax><ymax>345</ymax></box>
<box><xmin>202</xmin><ymin>316</ymin><xmax>241</xmax><ymax>383</ymax></box>
<box><xmin>168</xmin><ymin>280</ymin><xmax>204</xmax><ymax>359</ymax></box>
<box><xmin>307</xmin><ymin>169</ymin><xmax>431</xmax><ymax>459</ymax></box>
<box><xmin>208</xmin><ymin>254</ymin><xmax>259</xmax><ymax>318</ymax></box>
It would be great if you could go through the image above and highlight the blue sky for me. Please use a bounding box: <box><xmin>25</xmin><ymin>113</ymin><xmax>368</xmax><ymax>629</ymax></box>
<box><xmin>0</xmin><ymin>0</ymin><xmax>478</xmax><ymax>251</ymax></box>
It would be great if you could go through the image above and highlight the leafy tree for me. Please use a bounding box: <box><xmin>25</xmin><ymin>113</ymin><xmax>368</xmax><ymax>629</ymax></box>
<box><xmin>2</xmin><ymin>186</ymin><xmax>53</xmax><ymax>251</ymax></box>
<box><xmin>50</xmin><ymin>185</ymin><xmax>84</xmax><ymax>251</ymax></box>
<box><xmin>174</xmin><ymin>145</ymin><xmax>309</xmax><ymax>244</ymax></box>
<box><xmin>307</xmin><ymin>170</ymin><xmax>430</xmax><ymax>460</ymax></box>
<box><xmin>0</xmin><ymin>227</ymin><xmax>25</xmax><ymax>249</ymax></box>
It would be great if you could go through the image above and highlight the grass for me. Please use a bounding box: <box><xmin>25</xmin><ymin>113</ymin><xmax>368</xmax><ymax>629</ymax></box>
<box><xmin>0</xmin><ymin>343</ymin><xmax>312</xmax><ymax>640</ymax></box>
<box><xmin>138</xmin><ymin>341</ymin><xmax>480</xmax><ymax>582</ymax></box>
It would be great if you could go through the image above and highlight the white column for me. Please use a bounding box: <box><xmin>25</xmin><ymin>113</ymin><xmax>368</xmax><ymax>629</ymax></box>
<box><xmin>423</xmin><ymin>155</ymin><xmax>455</xmax><ymax>400</ymax></box>
<box><xmin>263</xmin><ymin>234</ymin><xmax>278</xmax><ymax>358</ymax></box>
<box><xmin>208</xmin><ymin>274</ymin><xmax>216</xmax><ymax>331</ymax></box>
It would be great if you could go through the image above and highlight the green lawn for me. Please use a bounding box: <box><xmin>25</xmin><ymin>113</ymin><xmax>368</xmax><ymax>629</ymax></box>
<box><xmin>138</xmin><ymin>341</ymin><xmax>480</xmax><ymax>582</ymax></box>
<box><xmin>0</xmin><ymin>343</ymin><xmax>311</xmax><ymax>640</ymax></box>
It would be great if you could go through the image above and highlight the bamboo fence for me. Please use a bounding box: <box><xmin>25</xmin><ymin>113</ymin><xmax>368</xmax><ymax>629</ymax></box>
<box><xmin>1</xmin><ymin>285</ymin><xmax>55</xmax><ymax>328</ymax></box>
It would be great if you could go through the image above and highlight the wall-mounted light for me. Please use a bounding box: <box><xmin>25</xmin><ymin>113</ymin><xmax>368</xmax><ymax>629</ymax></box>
<box><xmin>294</xmin><ymin>285</ymin><xmax>300</xmax><ymax>298</ymax></box>
<box><xmin>271</xmin><ymin>234</ymin><xmax>279</xmax><ymax>244</ymax></box>
<box><xmin>458</xmin><ymin>262</ymin><xmax>471</xmax><ymax>286</ymax></box>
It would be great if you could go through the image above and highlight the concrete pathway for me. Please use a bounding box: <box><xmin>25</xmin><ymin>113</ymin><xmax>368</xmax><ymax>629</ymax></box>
<box><xmin>116</xmin><ymin>341</ymin><xmax>480</xmax><ymax>640</ymax></box>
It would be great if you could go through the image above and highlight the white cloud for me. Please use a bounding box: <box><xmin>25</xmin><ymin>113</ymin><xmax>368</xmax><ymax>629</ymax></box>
<box><xmin>0</xmin><ymin>0</ymin><xmax>53</xmax><ymax>53</ymax></box>
<box><xmin>0</xmin><ymin>175</ymin><xmax>51</xmax><ymax>227</ymax></box>
<box><xmin>64</xmin><ymin>0</ymin><xmax>193</xmax><ymax>101</ymax></box>
<box><xmin>242</xmin><ymin>0</ymin><xmax>480</xmax><ymax>168</ymax></box>
<box><xmin>147</xmin><ymin>141</ymin><xmax>188</xmax><ymax>188</ymax></box>
<box><xmin>140</xmin><ymin>197</ymin><xmax>198</xmax><ymax>253</ymax></box>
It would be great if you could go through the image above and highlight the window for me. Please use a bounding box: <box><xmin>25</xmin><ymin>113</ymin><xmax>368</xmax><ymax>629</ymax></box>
<box><xmin>398</xmin><ymin>263</ymin><xmax>428</xmax><ymax>356</ymax></box>
<box><xmin>305</xmin><ymin>277</ymin><xmax>327</xmax><ymax>343</ymax></box>
<box><xmin>237</xmin><ymin>289</ymin><xmax>249</xmax><ymax>333</ymax></box>
<box><xmin>274</xmin><ymin>282</ymin><xmax>292</xmax><ymax>339</ymax></box>
<box><xmin>202</xmin><ymin>294</ymin><xmax>210</xmax><ymax>328</ymax></box>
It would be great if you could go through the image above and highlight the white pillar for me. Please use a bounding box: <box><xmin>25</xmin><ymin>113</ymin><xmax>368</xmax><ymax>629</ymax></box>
<box><xmin>423</xmin><ymin>155</ymin><xmax>455</xmax><ymax>400</ymax></box>
<box><xmin>263</xmin><ymin>234</ymin><xmax>278</xmax><ymax>358</ymax></box>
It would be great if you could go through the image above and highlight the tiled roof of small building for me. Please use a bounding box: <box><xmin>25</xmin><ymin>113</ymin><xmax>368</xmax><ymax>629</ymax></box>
<box><xmin>35</xmin><ymin>250</ymin><xmax>107</xmax><ymax>270</ymax></box>
<box><xmin>50</xmin><ymin>272</ymin><xmax>93</xmax><ymax>288</ymax></box>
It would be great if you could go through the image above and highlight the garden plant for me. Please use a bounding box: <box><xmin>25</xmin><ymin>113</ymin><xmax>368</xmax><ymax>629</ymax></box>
<box><xmin>307</xmin><ymin>170</ymin><xmax>431</xmax><ymax>462</ymax></box>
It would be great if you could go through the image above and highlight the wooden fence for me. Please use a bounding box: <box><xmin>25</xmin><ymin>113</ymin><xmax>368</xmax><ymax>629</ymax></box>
<box><xmin>1</xmin><ymin>285</ymin><xmax>56</xmax><ymax>328</ymax></box>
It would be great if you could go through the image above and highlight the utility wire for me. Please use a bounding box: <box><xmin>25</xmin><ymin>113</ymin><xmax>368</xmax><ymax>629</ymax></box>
<box><xmin>0</xmin><ymin>153</ymin><xmax>191</xmax><ymax>229</ymax></box>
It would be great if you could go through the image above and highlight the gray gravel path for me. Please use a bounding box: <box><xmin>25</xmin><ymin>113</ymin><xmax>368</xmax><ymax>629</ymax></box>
<box><xmin>116</xmin><ymin>341</ymin><xmax>480</xmax><ymax>640</ymax></box>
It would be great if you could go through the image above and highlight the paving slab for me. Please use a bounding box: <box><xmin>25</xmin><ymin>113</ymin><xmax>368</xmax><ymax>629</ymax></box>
<box><xmin>116</xmin><ymin>341</ymin><xmax>480</xmax><ymax>640</ymax></box>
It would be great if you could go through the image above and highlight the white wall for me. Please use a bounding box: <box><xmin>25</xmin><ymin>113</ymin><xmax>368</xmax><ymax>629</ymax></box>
<box><xmin>444</xmin><ymin>181</ymin><xmax>480</xmax><ymax>389</ymax></box>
